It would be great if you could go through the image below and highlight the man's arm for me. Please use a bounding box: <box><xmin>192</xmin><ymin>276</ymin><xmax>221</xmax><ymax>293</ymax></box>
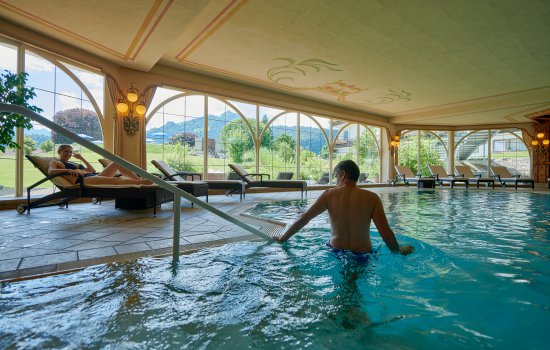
<box><xmin>275</xmin><ymin>191</ymin><xmax>329</xmax><ymax>243</ymax></box>
<box><xmin>372</xmin><ymin>196</ymin><xmax>414</xmax><ymax>255</ymax></box>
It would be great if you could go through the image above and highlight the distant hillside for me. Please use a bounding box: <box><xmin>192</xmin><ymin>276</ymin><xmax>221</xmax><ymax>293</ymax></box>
<box><xmin>147</xmin><ymin>111</ymin><xmax>328</xmax><ymax>154</ymax></box>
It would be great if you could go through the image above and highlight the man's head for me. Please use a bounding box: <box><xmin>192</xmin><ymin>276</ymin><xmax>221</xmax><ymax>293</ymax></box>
<box><xmin>333</xmin><ymin>160</ymin><xmax>360</xmax><ymax>182</ymax></box>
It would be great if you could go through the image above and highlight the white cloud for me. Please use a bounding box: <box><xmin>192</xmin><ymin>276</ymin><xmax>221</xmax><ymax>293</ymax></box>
<box><xmin>25</xmin><ymin>53</ymin><xmax>54</xmax><ymax>73</ymax></box>
<box><xmin>58</xmin><ymin>91</ymin><xmax>81</xmax><ymax>110</ymax></box>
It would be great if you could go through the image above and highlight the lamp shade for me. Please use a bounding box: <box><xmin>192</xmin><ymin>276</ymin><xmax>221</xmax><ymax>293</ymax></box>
<box><xmin>532</xmin><ymin>140</ymin><xmax>539</xmax><ymax>146</ymax></box>
<box><xmin>536</xmin><ymin>132</ymin><xmax>545</xmax><ymax>139</ymax></box>
<box><xmin>116</xmin><ymin>101</ymin><xmax>129</xmax><ymax>113</ymax></box>
<box><xmin>127</xmin><ymin>91</ymin><xmax>138</xmax><ymax>103</ymax></box>
<box><xmin>135</xmin><ymin>103</ymin><xmax>146</xmax><ymax>115</ymax></box>
<box><xmin>543</xmin><ymin>139</ymin><xmax>550</xmax><ymax>146</ymax></box>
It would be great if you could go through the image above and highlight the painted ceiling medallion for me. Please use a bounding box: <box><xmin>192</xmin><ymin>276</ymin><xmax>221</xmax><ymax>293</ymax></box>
<box><xmin>267</xmin><ymin>58</ymin><xmax>411</xmax><ymax>106</ymax></box>
<box><xmin>267</xmin><ymin>58</ymin><xmax>342</xmax><ymax>83</ymax></box>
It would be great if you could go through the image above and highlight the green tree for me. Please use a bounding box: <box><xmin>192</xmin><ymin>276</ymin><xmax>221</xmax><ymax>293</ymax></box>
<box><xmin>399</xmin><ymin>134</ymin><xmax>445</xmax><ymax>176</ymax></box>
<box><xmin>0</xmin><ymin>70</ymin><xmax>43</xmax><ymax>152</ymax></box>
<box><xmin>274</xmin><ymin>134</ymin><xmax>296</xmax><ymax>163</ymax></box>
<box><xmin>167</xmin><ymin>142</ymin><xmax>198</xmax><ymax>172</ymax></box>
<box><xmin>220</xmin><ymin>118</ymin><xmax>272</xmax><ymax>163</ymax></box>
<box><xmin>357</xmin><ymin>128</ymin><xmax>380</xmax><ymax>175</ymax></box>
<box><xmin>23</xmin><ymin>135</ymin><xmax>37</xmax><ymax>155</ymax></box>
<box><xmin>169</xmin><ymin>132</ymin><xmax>196</xmax><ymax>146</ymax></box>
<box><xmin>52</xmin><ymin>108</ymin><xmax>102</xmax><ymax>144</ymax></box>
<box><xmin>40</xmin><ymin>139</ymin><xmax>54</xmax><ymax>152</ymax></box>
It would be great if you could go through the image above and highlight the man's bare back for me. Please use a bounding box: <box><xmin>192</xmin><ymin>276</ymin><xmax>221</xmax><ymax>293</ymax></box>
<box><xmin>275</xmin><ymin>160</ymin><xmax>413</xmax><ymax>255</ymax></box>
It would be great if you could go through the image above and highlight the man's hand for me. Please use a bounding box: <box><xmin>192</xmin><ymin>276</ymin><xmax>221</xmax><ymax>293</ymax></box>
<box><xmin>399</xmin><ymin>245</ymin><xmax>414</xmax><ymax>255</ymax></box>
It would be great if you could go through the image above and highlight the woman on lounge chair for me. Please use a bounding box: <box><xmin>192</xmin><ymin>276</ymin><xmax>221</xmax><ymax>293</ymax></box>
<box><xmin>48</xmin><ymin>145</ymin><xmax>152</xmax><ymax>186</ymax></box>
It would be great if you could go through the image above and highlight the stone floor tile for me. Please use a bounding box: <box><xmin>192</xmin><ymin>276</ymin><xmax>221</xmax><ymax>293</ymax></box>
<box><xmin>65</xmin><ymin>240</ymin><xmax>122</xmax><ymax>251</ymax></box>
<box><xmin>0</xmin><ymin>258</ymin><xmax>21</xmax><ymax>272</ymax></box>
<box><xmin>146</xmin><ymin>239</ymin><xmax>173</xmax><ymax>250</ymax></box>
<box><xmin>114</xmin><ymin>243</ymin><xmax>151</xmax><ymax>255</ymax></box>
<box><xmin>38</xmin><ymin>239</ymin><xmax>87</xmax><ymax>251</ymax></box>
<box><xmin>19</xmin><ymin>251</ymin><xmax>77</xmax><ymax>269</ymax></box>
<box><xmin>183</xmin><ymin>233</ymin><xmax>224</xmax><ymax>244</ymax></box>
<box><xmin>78</xmin><ymin>247</ymin><xmax>118</xmax><ymax>260</ymax></box>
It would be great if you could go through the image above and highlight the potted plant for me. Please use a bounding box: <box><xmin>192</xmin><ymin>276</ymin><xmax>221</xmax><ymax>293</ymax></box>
<box><xmin>0</xmin><ymin>70</ymin><xmax>42</xmax><ymax>152</ymax></box>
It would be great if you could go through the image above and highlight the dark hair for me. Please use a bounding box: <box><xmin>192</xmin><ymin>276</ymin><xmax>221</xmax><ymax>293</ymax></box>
<box><xmin>334</xmin><ymin>160</ymin><xmax>360</xmax><ymax>181</ymax></box>
<box><xmin>57</xmin><ymin>144</ymin><xmax>73</xmax><ymax>154</ymax></box>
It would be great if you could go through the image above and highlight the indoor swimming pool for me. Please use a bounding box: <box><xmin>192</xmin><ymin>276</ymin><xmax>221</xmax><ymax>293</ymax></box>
<box><xmin>1</xmin><ymin>191</ymin><xmax>549</xmax><ymax>349</ymax></box>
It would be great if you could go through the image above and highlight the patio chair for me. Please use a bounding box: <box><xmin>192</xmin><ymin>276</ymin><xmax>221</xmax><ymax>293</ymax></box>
<box><xmin>18</xmin><ymin>155</ymin><xmax>174</xmax><ymax>215</ymax></box>
<box><xmin>317</xmin><ymin>172</ymin><xmax>330</xmax><ymax>184</ymax></box>
<box><xmin>151</xmin><ymin>160</ymin><xmax>245</xmax><ymax>201</ymax></box>
<box><xmin>394</xmin><ymin>165</ymin><xmax>435</xmax><ymax>188</ymax></box>
<box><xmin>276</xmin><ymin>172</ymin><xmax>294</xmax><ymax>180</ymax></box>
<box><xmin>358</xmin><ymin>173</ymin><xmax>369</xmax><ymax>183</ymax></box>
<box><xmin>428</xmin><ymin>165</ymin><xmax>469</xmax><ymax>189</ymax></box>
<box><xmin>228</xmin><ymin>164</ymin><xmax>307</xmax><ymax>198</ymax></box>
<box><xmin>454</xmin><ymin>165</ymin><xmax>495</xmax><ymax>189</ymax></box>
<box><xmin>490</xmin><ymin>166</ymin><xmax>534</xmax><ymax>190</ymax></box>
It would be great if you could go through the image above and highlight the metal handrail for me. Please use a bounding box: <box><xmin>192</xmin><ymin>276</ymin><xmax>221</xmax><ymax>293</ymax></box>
<box><xmin>0</xmin><ymin>104</ymin><xmax>272</xmax><ymax>262</ymax></box>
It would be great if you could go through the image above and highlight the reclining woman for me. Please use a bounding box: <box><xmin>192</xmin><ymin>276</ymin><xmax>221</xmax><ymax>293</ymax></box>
<box><xmin>48</xmin><ymin>145</ymin><xmax>152</xmax><ymax>185</ymax></box>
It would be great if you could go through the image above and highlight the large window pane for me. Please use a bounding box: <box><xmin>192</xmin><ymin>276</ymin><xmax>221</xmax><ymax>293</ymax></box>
<box><xmin>491</xmin><ymin>129</ymin><xmax>530</xmax><ymax>177</ymax></box>
<box><xmin>206</xmin><ymin>97</ymin><xmax>243</xmax><ymax>179</ymax></box>
<box><xmin>455</xmin><ymin>130</ymin><xmax>489</xmax><ymax>177</ymax></box>
<box><xmin>24</xmin><ymin>50</ymin><xmax>105</xmax><ymax>196</ymax></box>
<box><xmin>299</xmin><ymin>115</ymin><xmax>330</xmax><ymax>183</ymax></box>
<box><xmin>0</xmin><ymin>42</ymin><xmax>18</xmax><ymax>197</ymax></box>
<box><xmin>358</xmin><ymin>126</ymin><xmax>380</xmax><ymax>182</ymax></box>
<box><xmin>146</xmin><ymin>95</ymin><xmax>205</xmax><ymax>175</ymax></box>
<box><xmin>260</xmin><ymin>112</ymin><xmax>297</xmax><ymax>178</ymax></box>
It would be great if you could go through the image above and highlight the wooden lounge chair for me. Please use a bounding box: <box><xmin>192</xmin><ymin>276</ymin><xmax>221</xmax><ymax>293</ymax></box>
<box><xmin>19</xmin><ymin>155</ymin><xmax>174</xmax><ymax>215</ymax></box>
<box><xmin>101</xmin><ymin>158</ymin><xmax>209</xmax><ymax>204</ymax></box>
<box><xmin>428</xmin><ymin>165</ymin><xmax>469</xmax><ymax>189</ymax></box>
<box><xmin>454</xmin><ymin>165</ymin><xmax>495</xmax><ymax>189</ymax></box>
<box><xmin>394</xmin><ymin>165</ymin><xmax>435</xmax><ymax>188</ymax></box>
<box><xmin>228</xmin><ymin>164</ymin><xmax>307</xmax><ymax>198</ymax></box>
<box><xmin>151</xmin><ymin>160</ymin><xmax>245</xmax><ymax>201</ymax></box>
<box><xmin>490</xmin><ymin>166</ymin><xmax>534</xmax><ymax>189</ymax></box>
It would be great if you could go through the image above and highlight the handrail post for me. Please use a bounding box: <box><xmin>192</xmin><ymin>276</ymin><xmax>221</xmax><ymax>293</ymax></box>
<box><xmin>173</xmin><ymin>194</ymin><xmax>181</xmax><ymax>263</ymax></box>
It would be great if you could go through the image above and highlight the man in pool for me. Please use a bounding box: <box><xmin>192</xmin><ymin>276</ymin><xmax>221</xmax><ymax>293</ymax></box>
<box><xmin>274</xmin><ymin>160</ymin><xmax>414</xmax><ymax>255</ymax></box>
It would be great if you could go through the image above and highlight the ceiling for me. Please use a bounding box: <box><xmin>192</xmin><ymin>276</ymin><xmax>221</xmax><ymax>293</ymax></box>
<box><xmin>1</xmin><ymin>0</ymin><xmax>549</xmax><ymax>126</ymax></box>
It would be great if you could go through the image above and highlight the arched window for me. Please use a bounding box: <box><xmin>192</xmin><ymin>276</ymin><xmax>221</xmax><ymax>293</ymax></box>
<box><xmin>260</xmin><ymin>112</ymin><xmax>297</xmax><ymax>178</ymax></box>
<box><xmin>145</xmin><ymin>93</ymin><xmax>205</xmax><ymax>175</ymax></box>
<box><xmin>299</xmin><ymin>115</ymin><xmax>330</xmax><ymax>183</ymax></box>
<box><xmin>25</xmin><ymin>50</ymin><xmax>105</xmax><ymax>193</ymax></box>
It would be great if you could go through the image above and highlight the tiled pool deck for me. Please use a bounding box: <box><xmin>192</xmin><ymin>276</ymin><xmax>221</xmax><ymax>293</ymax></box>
<box><xmin>1</xmin><ymin>185</ymin><xmax>548</xmax><ymax>281</ymax></box>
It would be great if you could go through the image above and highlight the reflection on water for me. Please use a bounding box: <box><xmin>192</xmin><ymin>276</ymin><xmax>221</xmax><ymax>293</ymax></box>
<box><xmin>1</xmin><ymin>191</ymin><xmax>549</xmax><ymax>349</ymax></box>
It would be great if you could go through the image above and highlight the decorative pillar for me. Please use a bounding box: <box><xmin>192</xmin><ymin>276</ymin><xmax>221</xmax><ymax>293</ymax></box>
<box><xmin>532</xmin><ymin>123</ymin><xmax>550</xmax><ymax>183</ymax></box>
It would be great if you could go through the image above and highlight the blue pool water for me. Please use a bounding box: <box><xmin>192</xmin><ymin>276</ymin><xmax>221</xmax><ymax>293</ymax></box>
<box><xmin>1</xmin><ymin>191</ymin><xmax>549</xmax><ymax>349</ymax></box>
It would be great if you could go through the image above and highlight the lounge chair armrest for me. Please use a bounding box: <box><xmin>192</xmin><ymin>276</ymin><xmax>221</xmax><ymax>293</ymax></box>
<box><xmin>474</xmin><ymin>173</ymin><xmax>482</xmax><ymax>178</ymax></box>
<box><xmin>174</xmin><ymin>171</ymin><xmax>202</xmax><ymax>180</ymax></box>
<box><xmin>248</xmin><ymin>173</ymin><xmax>271</xmax><ymax>180</ymax></box>
<box><xmin>456</xmin><ymin>173</ymin><xmax>464</xmax><ymax>177</ymax></box>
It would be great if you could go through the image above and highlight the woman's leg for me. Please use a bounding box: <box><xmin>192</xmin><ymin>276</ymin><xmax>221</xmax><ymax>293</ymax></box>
<box><xmin>99</xmin><ymin>163</ymin><xmax>141</xmax><ymax>180</ymax></box>
<box><xmin>83</xmin><ymin>175</ymin><xmax>152</xmax><ymax>186</ymax></box>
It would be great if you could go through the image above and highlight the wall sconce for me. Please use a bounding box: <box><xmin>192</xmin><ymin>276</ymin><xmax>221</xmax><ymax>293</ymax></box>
<box><xmin>389</xmin><ymin>135</ymin><xmax>400</xmax><ymax>155</ymax></box>
<box><xmin>116</xmin><ymin>82</ymin><xmax>146</xmax><ymax>136</ymax></box>
<box><xmin>531</xmin><ymin>131</ymin><xmax>549</xmax><ymax>154</ymax></box>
